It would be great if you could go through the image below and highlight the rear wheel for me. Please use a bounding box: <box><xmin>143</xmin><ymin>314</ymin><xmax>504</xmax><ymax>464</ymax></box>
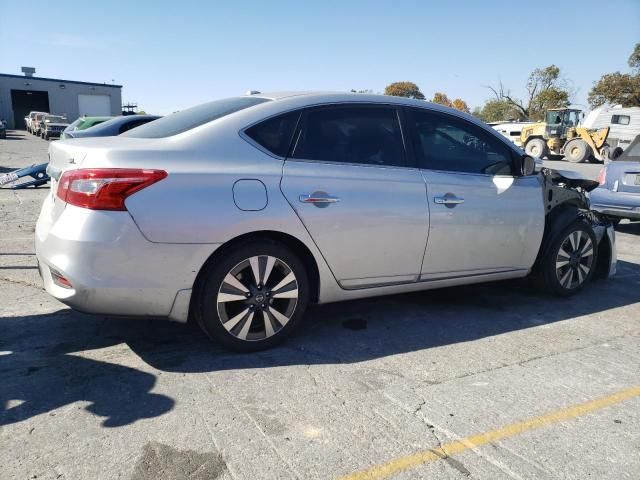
<box><xmin>525</xmin><ymin>138</ymin><xmax>548</xmax><ymax>159</ymax></box>
<box><xmin>532</xmin><ymin>219</ymin><xmax>597</xmax><ymax>296</ymax></box>
<box><xmin>196</xmin><ymin>241</ymin><xmax>309</xmax><ymax>352</ymax></box>
<box><xmin>564</xmin><ymin>139</ymin><xmax>592</xmax><ymax>163</ymax></box>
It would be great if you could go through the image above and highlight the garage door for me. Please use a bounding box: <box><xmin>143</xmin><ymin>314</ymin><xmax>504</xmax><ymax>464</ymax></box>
<box><xmin>78</xmin><ymin>94</ymin><xmax>111</xmax><ymax>116</ymax></box>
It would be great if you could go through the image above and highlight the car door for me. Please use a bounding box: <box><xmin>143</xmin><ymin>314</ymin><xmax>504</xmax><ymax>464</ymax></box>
<box><xmin>280</xmin><ymin>104</ymin><xmax>429</xmax><ymax>289</ymax></box>
<box><xmin>405</xmin><ymin>107</ymin><xmax>545</xmax><ymax>280</ymax></box>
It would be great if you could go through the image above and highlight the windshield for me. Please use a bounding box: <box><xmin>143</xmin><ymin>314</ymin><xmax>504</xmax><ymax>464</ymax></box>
<box><xmin>64</xmin><ymin>118</ymin><xmax>84</xmax><ymax>131</ymax></box>
<box><xmin>122</xmin><ymin>97</ymin><xmax>270</xmax><ymax>138</ymax></box>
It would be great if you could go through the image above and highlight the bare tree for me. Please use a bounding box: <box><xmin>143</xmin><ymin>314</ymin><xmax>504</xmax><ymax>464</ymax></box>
<box><xmin>486</xmin><ymin>65</ymin><xmax>572</xmax><ymax>120</ymax></box>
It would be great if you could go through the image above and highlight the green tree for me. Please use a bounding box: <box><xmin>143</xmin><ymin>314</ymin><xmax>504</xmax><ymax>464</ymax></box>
<box><xmin>384</xmin><ymin>81</ymin><xmax>425</xmax><ymax>100</ymax></box>
<box><xmin>487</xmin><ymin>64</ymin><xmax>571</xmax><ymax>120</ymax></box>
<box><xmin>476</xmin><ymin>99</ymin><xmax>523</xmax><ymax>122</ymax></box>
<box><xmin>588</xmin><ymin>44</ymin><xmax>640</xmax><ymax>108</ymax></box>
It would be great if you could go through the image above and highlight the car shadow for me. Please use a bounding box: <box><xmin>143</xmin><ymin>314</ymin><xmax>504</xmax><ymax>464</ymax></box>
<box><xmin>2</xmin><ymin>131</ymin><xmax>26</xmax><ymax>140</ymax></box>
<box><xmin>2</xmin><ymin>260</ymin><xmax>639</xmax><ymax>428</ymax></box>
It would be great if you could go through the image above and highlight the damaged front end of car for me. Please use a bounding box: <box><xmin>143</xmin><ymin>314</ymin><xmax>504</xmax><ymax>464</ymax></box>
<box><xmin>540</xmin><ymin>167</ymin><xmax>616</xmax><ymax>279</ymax></box>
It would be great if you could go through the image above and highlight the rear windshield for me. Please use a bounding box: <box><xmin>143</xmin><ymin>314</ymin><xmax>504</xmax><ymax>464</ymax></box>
<box><xmin>122</xmin><ymin>97</ymin><xmax>270</xmax><ymax>138</ymax></box>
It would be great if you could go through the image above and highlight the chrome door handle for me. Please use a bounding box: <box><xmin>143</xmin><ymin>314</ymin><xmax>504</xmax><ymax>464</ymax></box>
<box><xmin>434</xmin><ymin>195</ymin><xmax>464</xmax><ymax>205</ymax></box>
<box><xmin>299</xmin><ymin>193</ymin><xmax>341</xmax><ymax>204</ymax></box>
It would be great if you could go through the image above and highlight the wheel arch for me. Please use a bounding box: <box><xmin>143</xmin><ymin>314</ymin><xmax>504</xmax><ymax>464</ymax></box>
<box><xmin>189</xmin><ymin>230</ymin><xmax>321</xmax><ymax>321</ymax></box>
<box><xmin>535</xmin><ymin>205</ymin><xmax>582</xmax><ymax>265</ymax></box>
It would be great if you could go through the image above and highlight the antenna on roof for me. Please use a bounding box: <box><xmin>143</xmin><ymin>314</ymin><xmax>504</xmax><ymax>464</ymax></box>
<box><xmin>246</xmin><ymin>90</ymin><xmax>261</xmax><ymax>95</ymax></box>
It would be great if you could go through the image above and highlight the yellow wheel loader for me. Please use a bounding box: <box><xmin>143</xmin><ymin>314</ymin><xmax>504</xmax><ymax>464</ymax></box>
<box><xmin>520</xmin><ymin>108</ymin><xmax>610</xmax><ymax>163</ymax></box>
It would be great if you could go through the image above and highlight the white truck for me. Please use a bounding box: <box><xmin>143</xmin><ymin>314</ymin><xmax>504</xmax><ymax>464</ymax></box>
<box><xmin>582</xmin><ymin>106</ymin><xmax>640</xmax><ymax>158</ymax></box>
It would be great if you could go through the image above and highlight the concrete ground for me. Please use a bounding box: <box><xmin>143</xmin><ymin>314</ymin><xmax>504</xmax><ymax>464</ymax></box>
<box><xmin>1</xmin><ymin>131</ymin><xmax>639</xmax><ymax>480</ymax></box>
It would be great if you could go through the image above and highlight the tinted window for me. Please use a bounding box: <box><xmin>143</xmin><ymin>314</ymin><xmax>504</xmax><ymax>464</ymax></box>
<box><xmin>123</xmin><ymin>97</ymin><xmax>270</xmax><ymax>138</ymax></box>
<box><xmin>615</xmin><ymin>137</ymin><xmax>640</xmax><ymax>162</ymax></box>
<box><xmin>119</xmin><ymin>119</ymin><xmax>151</xmax><ymax>134</ymax></box>
<box><xmin>291</xmin><ymin>106</ymin><xmax>404</xmax><ymax>166</ymax></box>
<box><xmin>612</xmin><ymin>115</ymin><xmax>630</xmax><ymax>125</ymax></box>
<box><xmin>244</xmin><ymin>111</ymin><xmax>299</xmax><ymax>157</ymax></box>
<box><xmin>409</xmin><ymin>109</ymin><xmax>513</xmax><ymax>175</ymax></box>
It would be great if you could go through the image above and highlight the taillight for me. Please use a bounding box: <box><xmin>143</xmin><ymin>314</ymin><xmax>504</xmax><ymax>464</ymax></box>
<box><xmin>56</xmin><ymin>168</ymin><xmax>167</xmax><ymax>210</ymax></box>
<box><xmin>597</xmin><ymin>167</ymin><xmax>606</xmax><ymax>185</ymax></box>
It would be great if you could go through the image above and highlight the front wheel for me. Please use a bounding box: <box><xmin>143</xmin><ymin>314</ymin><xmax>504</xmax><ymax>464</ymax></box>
<box><xmin>564</xmin><ymin>139</ymin><xmax>592</xmax><ymax>163</ymax></box>
<box><xmin>195</xmin><ymin>241</ymin><xmax>309</xmax><ymax>352</ymax></box>
<box><xmin>525</xmin><ymin>138</ymin><xmax>548</xmax><ymax>159</ymax></box>
<box><xmin>532</xmin><ymin>219</ymin><xmax>598</xmax><ymax>296</ymax></box>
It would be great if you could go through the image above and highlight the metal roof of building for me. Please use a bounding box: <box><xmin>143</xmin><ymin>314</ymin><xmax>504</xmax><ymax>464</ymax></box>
<box><xmin>0</xmin><ymin>73</ymin><xmax>122</xmax><ymax>88</ymax></box>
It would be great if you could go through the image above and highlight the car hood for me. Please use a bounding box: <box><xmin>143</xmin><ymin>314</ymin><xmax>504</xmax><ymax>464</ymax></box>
<box><xmin>546</xmin><ymin>168</ymin><xmax>600</xmax><ymax>192</ymax></box>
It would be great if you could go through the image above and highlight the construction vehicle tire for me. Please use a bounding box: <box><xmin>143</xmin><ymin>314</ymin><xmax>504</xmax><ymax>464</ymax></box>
<box><xmin>525</xmin><ymin>138</ymin><xmax>548</xmax><ymax>159</ymax></box>
<box><xmin>564</xmin><ymin>139</ymin><xmax>592</xmax><ymax>163</ymax></box>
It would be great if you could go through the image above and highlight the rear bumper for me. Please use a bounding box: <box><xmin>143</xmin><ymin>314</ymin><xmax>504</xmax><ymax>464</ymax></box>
<box><xmin>590</xmin><ymin>188</ymin><xmax>640</xmax><ymax>220</ymax></box>
<box><xmin>35</xmin><ymin>195</ymin><xmax>218</xmax><ymax>322</ymax></box>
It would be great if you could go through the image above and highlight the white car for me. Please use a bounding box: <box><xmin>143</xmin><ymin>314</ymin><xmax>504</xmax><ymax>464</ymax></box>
<box><xmin>36</xmin><ymin>92</ymin><xmax>616</xmax><ymax>351</ymax></box>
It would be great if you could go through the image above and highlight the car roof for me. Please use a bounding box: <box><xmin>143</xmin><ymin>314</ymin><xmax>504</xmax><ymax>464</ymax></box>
<box><xmin>251</xmin><ymin>91</ymin><xmax>478</xmax><ymax>117</ymax></box>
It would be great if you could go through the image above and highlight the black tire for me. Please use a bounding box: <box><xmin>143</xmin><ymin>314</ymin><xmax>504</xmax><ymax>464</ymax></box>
<box><xmin>531</xmin><ymin>218</ymin><xmax>598</xmax><ymax>296</ymax></box>
<box><xmin>195</xmin><ymin>241</ymin><xmax>309</xmax><ymax>352</ymax></box>
<box><xmin>525</xmin><ymin>138</ymin><xmax>548</xmax><ymax>159</ymax></box>
<box><xmin>610</xmin><ymin>147</ymin><xmax>623</xmax><ymax>160</ymax></box>
<box><xmin>564</xmin><ymin>139</ymin><xmax>592</xmax><ymax>163</ymax></box>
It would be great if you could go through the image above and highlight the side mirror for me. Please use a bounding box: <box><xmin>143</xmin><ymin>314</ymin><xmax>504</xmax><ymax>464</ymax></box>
<box><xmin>514</xmin><ymin>154</ymin><xmax>537</xmax><ymax>176</ymax></box>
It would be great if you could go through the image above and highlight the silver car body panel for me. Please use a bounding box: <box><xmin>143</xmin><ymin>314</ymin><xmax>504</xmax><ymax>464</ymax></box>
<box><xmin>281</xmin><ymin>161</ymin><xmax>429</xmax><ymax>288</ymax></box>
<box><xmin>420</xmin><ymin>170</ymin><xmax>545</xmax><ymax>277</ymax></box>
<box><xmin>35</xmin><ymin>92</ymin><xmax>615</xmax><ymax>322</ymax></box>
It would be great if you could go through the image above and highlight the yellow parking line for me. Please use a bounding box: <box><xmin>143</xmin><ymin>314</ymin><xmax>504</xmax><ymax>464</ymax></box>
<box><xmin>339</xmin><ymin>385</ymin><xmax>640</xmax><ymax>480</ymax></box>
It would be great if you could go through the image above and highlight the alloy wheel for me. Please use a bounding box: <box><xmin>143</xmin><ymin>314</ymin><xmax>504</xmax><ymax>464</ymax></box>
<box><xmin>555</xmin><ymin>230</ymin><xmax>594</xmax><ymax>289</ymax></box>
<box><xmin>216</xmin><ymin>255</ymin><xmax>298</xmax><ymax>341</ymax></box>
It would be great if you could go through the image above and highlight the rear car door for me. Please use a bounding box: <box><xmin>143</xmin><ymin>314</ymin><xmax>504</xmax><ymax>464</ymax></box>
<box><xmin>406</xmin><ymin>107</ymin><xmax>545</xmax><ymax>279</ymax></box>
<box><xmin>279</xmin><ymin>104</ymin><xmax>429</xmax><ymax>289</ymax></box>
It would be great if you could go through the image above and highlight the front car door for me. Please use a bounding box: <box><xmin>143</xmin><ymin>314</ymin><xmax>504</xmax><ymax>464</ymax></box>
<box><xmin>405</xmin><ymin>107</ymin><xmax>545</xmax><ymax>280</ymax></box>
<box><xmin>280</xmin><ymin>104</ymin><xmax>429</xmax><ymax>289</ymax></box>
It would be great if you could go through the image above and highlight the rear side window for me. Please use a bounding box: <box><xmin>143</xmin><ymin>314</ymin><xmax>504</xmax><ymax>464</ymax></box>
<box><xmin>244</xmin><ymin>111</ymin><xmax>300</xmax><ymax>157</ymax></box>
<box><xmin>291</xmin><ymin>105</ymin><xmax>404</xmax><ymax>167</ymax></box>
<box><xmin>408</xmin><ymin>108</ymin><xmax>513</xmax><ymax>175</ymax></box>
<box><xmin>123</xmin><ymin>97</ymin><xmax>270</xmax><ymax>138</ymax></box>
<box><xmin>611</xmin><ymin>115</ymin><xmax>630</xmax><ymax>125</ymax></box>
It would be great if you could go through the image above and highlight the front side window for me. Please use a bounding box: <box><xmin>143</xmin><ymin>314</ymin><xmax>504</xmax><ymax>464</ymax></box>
<box><xmin>409</xmin><ymin>108</ymin><xmax>513</xmax><ymax>175</ymax></box>
<box><xmin>291</xmin><ymin>105</ymin><xmax>405</xmax><ymax>167</ymax></box>
<box><xmin>244</xmin><ymin>111</ymin><xmax>300</xmax><ymax>157</ymax></box>
<box><xmin>546</xmin><ymin>111</ymin><xmax>563</xmax><ymax>125</ymax></box>
<box><xmin>612</xmin><ymin>115</ymin><xmax>631</xmax><ymax>125</ymax></box>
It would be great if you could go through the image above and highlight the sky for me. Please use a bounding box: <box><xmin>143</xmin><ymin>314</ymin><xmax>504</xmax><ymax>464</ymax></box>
<box><xmin>1</xmin><ymin>0</ymin><xmax>638</xmax><ymax>115</ymax></box>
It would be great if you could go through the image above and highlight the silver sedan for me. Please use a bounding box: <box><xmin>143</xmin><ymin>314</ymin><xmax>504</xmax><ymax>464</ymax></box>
<box><xmin>36</xmin><ymin>92</ymin><xmax>616</xmax><ymax>351</ymax></box>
